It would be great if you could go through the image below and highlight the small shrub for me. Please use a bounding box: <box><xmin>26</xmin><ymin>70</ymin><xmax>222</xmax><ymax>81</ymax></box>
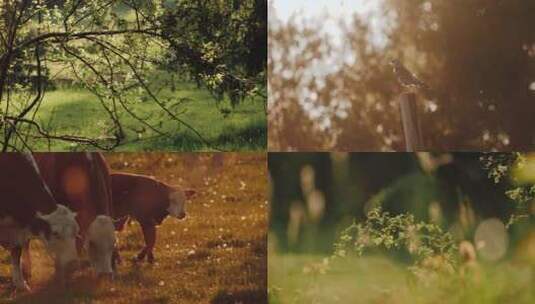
<box><xmin>332</xmin><ymin>208</ymin><xmax>458</xmax><ymax>271</ymax></box>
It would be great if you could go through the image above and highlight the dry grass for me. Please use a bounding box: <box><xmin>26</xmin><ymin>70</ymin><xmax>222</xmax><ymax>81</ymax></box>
<box><xmin>0</xmin><ymin>153</ymin><xmax>267</xmax><ymax>304</ymax></box>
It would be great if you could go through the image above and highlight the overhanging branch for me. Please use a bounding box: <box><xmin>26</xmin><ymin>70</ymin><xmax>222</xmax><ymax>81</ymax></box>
<box><xmin>0</xmin><ymin>28</ymin><xmax>162</xmax><ymax>62</ymax></box>
<box><xmin>3</xmin><ymin>116</ymin><xmax>119</xmax><ymax>151</ymax></box>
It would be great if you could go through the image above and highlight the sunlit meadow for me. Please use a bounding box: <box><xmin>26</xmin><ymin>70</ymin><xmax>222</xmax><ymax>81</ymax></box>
<box><xmin>0</xmin><ymin>153</ymin><xmax>267</xmax><ymax>304</ymax></box>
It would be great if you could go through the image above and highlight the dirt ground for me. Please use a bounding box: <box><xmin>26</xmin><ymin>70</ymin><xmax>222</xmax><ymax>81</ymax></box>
<box><xmin>0</xmin><ymin>153</ymin><xmax>267</xmax><ymax>303</ymax></box>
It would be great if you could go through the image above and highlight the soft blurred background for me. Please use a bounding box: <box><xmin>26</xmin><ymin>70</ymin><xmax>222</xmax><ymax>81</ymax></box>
<box><xmin>268</xmin><ymin>0</ymin><xmax>535</xmax><ymax>151</ymax></box>
<box><xmin>268</xmin><ymin>152</ymin><xmax>535</xmax><ymax>303</ymax></box>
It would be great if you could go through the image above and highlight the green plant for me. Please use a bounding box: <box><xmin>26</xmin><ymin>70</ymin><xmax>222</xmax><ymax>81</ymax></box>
<box><xmin>480</xmin><ymin>153</ymin><xmax>534</xmax><ymax>227</ymax></box>
<box><xmin>333</xmin><ymin>208</ymin><xmax>458</xmax><ymax>270</ymax></box>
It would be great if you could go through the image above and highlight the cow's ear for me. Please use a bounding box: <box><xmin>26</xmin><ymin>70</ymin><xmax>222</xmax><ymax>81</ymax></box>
<box><xmin>36</xmin><ymin>211</ymin><xmax>47</xmax><ymax>220</ymax></box>
<box><xmin>184</xmin><ymin>190</ymin><xmax>196</xmax><ymax>199</ymax></box>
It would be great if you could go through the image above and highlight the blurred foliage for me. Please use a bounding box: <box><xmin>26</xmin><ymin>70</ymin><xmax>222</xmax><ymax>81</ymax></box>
<box><xmin>160</xmin><ymin>0</ymin><xmax>267</xmax><ymax>106</ymax></box>
<box><xmin>333</xmin><ymin>208</ymin><xmax>457</xmax><ymax>268</ymax></box>
<box><xmin>481</xmin><ymin>152</ymin><xmax>535</xmax><ymax>226</ymax></box>
<box><xmin>269</xmin><ymin>152</ymin><xmax>535</xmax><ymax>303</ymax></box>
<box><xmin>268</xmin><ymin>0</ymin><xmax>535</xmax><ymax>151</ymax></box>
<box><xmin>481</xmin><ymin>153</ymin><xmax>521</xmax><ymax>184</ymax></box>
<box><xmin>2</xmin><ymin>0</ymin><xmax>266</xmax><ymax>104</ymax></box>
<box><xmin>269</xmin><ymin>152</ymin><xmax>534</xmax><ymax>254</ymax></box>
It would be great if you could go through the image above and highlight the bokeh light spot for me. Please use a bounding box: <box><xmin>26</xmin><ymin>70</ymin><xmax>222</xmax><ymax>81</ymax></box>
<box><xmin>474</xmin><ymin>218</ymin><xmax>508</xmax><ymax>262</ymax></box>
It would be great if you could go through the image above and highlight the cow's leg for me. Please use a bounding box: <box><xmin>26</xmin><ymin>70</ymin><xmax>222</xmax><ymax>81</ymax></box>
<box><xmin>54</xmin><ymin>257</ymin><xmax>67</xmax><ymax>288</ymax></box>
<box><xmin>135</xmin><ymin>247</ymin><xmax>147</xmax><ymax>262</ymax></box>
<box><xmin>138</xmin><ymin>223</ymin><xmax>156</xmax><ymax>263</ymax></box>
<box><xmin>147</xmin><ymin>251</ymin><xmax>154</xmax><ymax>264</ymax></box>
<box><xmin>75</xmin><ymin>211</ymin><xmax>91</xmax><ymax>269</ymax></box>
<box><xmin>21</xmin><ymin>240</ymin><xmax>32</xmax><ymax>283</ymax></box>
<box><xmin>112</xmin><ymin>220</ymin><xmax>126</xmax><ymax>267</ymax></box>
<box><xmin>76</xmin><ymin>210</ymin><xmax>92</xmax><ymax>254</ymax></box>
<box><xmin>135</xmin><ymin>223</ymin><xmax>148</xmax><ymax>261</ymax></box>
<box><xmin>112</xmin><ymin>248</ymin><xmax>121</xmax><ymax>271</ymax></box>
<box><xmin>11</xmin><ymin>246</ymin><xmax>30</xmax><ymax>291</ymax></box>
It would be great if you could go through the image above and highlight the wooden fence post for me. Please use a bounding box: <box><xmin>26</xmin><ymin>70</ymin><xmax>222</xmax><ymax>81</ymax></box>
<box><xmin>399</xmin><ymin>92</ymin><xmax>423</xmax><ymax>151</ymax></box>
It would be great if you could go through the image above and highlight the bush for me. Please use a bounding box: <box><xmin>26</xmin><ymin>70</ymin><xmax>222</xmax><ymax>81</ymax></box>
<box><xmin>332</xmin><ymin>208</ymin><xmax>458</xmax><ymax>271</ymax></box>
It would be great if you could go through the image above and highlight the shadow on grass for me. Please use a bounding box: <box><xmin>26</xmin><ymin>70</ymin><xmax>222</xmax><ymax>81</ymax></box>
<box><xmin>206</xmin><ymin>239</ymin><xmax>248</xmax><ymax>249</ymax></box>
<box><xmin>214</xmin><ymin>121</ymin><xmax>267</xmax><ymax>147</ymax></box>
<box><xmin>252</xmin><ymin>236</ymin><xmax>267</xmax><ymax>258</ymax></box>
<box><xmin>33</xmin><ymin>87</ymin><xmax>266</xmax><ymax>151</ymax></box>
<box><xmin>5</xmin><ymin>265</ymin><xmax>158</xmax><ymax>304</ymax></box>
<box><xmin>139</xmin><ymin>120</ymin><xmax>267</xmax><ymax>151</ymax></box>
<box><xmin>8</xmin><ymin>275</ymin><xmax>100</xmax><ymax>304</ymax></box>
<box><xmin>31</xmin><ymin>118</ymin><xmax>266</xmax><ymax>152</ymax></box>
<box><xmin>0</xmin><ymin>276</ymin><xmax>14</xmax><ymax>299</ymax></box>
<box><xmin>210</xmin><ymin>235</ymin><xmax>268</xmax><ymax>304</ymax></box>
<box><xmin>210</xmin><ymin>289</ymin><xmax>267</xmax><ymax>304</ymax></box>
<box><xmin>116</xmin><ymin>260</ymin><xmax>159</xmax><ymax>286</ymax></box>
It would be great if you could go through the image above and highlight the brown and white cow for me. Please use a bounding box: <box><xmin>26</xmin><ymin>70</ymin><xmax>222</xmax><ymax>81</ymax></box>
<box><xmin>33</xmin><ymin>153</ymin><xmax>116</xmax><ymax>277</ymax></box>
<box><xmin>0</xmin><ymin>154</ymin><xmax>79</xmax><ymax>290</ymax></box>
<box><xmin>110</xmin><ymin>172</ymin><xmax>195</xmax><ymax>263</ymax></box>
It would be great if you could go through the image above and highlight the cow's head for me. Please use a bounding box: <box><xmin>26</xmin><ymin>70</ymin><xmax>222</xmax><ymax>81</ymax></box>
<box><xmin>34</xmin><ymin>204</ymin><xmax>79</xmax><ymax>271</ymax></box>
<box><xmin>167</xmin><ymin>190</ymin><xmax>195</xmax><ymax>220</ymax></box>
<box><xmin>86</xmin><ymin>215</ymin><xmax>116</xmax><ymax>276</ymax></box>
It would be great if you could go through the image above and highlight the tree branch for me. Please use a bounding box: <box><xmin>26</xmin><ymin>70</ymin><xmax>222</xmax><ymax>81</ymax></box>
<box><xmin>0</xmin><ymin>28</ymin><xmax>162</xmax><ymax>62</ymax></box>
<box><xmin>89</xmin><ymin>37</ymin><xmax>227</xmax><ymax>152</ymax></box>
<box><xmin>3</xmin><ymin>115</ymin><xmax>118</xmax><ymax>151</ymax></box>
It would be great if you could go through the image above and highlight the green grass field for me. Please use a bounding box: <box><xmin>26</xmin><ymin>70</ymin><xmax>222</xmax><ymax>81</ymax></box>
<box><xmin>268</xmin><ymin>252</ymin><xmax>535</xmax><ymax>304</ymax></box>
<box><xmin>24</xmin><ymin>83</ymin><xmax>265</xmax><ymax>151</ymax></box>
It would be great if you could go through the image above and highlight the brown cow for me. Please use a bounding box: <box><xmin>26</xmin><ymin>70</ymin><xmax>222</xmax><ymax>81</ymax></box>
<box><xmin>110</xmin><ymin>172</ymin><xmax>195</xmax><ymax>263</ymax></box>
<box><xmin>33</xmin><ymin>153</ymin><xmax>116</xmax><ymax>276</ymax></box>
<box><xmin>0</xmin><ymin>153</ymin><xmax>79</xmax><ymax>290</ymax></box>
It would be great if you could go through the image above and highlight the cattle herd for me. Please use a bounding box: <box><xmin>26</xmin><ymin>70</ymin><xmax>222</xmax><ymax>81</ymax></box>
<box><xmin>0</xmin><ymin>153</ymin><xmax>194</xmax><ymax>292</ymax></box>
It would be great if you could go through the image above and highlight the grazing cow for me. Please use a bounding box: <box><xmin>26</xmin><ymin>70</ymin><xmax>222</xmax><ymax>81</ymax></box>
<box><xmin>87</xmin><ymin>215</ymin><xmax>116</xmax><ymax>274</ymax></box>
<box><xmin>32</xmin><ymin>153</ymin><xmax>116</xmax><ymax>276</ymax></box>
<box><xmin>110</xmin><ymin>172</ymin><xmax>195</xmax><ymax>263</ymax></box>
<box><xmin>0</xmin><ymin>154</ymin><xmax>79</xmax><ymax>290</ymax></box>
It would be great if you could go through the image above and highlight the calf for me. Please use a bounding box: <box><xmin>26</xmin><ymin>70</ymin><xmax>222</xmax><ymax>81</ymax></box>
<box><xmin>0</xmin><ymin>154</ymin><xmax>79</xmax><ymax>290</ymax></box>
<box><xmin>33</xmin><ymin>153</ymin><xmax>116</xmax><ymax>276</ymax></box>
<box><xmin>110</xmin><ymin>172</ymin><xmax>195</xmax><ymax>263</ymax></box>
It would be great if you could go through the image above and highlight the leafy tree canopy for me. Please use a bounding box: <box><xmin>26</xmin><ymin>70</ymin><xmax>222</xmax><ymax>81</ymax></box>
<box><xmin>0</xmin><ymin>0</ymin><xmax>266</xmax><ymax>151</ymax></box>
